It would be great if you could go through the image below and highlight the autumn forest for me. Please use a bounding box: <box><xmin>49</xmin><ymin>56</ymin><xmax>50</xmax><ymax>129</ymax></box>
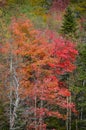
<box><xmin>0</xmin><ymin>0</ymin><xmax>86</xmax><ymax>130</ymax></box>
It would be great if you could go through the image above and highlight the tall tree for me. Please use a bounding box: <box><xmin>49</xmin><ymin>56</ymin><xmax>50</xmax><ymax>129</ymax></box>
<box><xmin>61</xmin><ymin>6</ymin><xmax>77</xmax><ymax>38</ymax></box>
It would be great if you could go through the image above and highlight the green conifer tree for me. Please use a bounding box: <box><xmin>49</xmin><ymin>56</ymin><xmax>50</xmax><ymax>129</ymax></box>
<box><xmin>61</xmin><ymin>6</ymin><xmax>77</xmax><ymax>38</ymax></box>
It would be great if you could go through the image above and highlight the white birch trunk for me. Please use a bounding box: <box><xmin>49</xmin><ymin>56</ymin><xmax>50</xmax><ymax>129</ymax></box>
<box><xmin>9</xmin><ymin>41</ymin><xmax>20</xmax><ymax>130</ymax></box>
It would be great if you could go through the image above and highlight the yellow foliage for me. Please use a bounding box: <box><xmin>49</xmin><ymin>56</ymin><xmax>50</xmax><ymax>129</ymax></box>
<box><xmin>30</xmin><ymin>0</ymin><xmax>45</xmax><ymax>6</ymax></box>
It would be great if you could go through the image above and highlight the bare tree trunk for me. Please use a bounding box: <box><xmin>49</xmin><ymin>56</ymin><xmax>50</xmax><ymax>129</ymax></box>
<box><xmin>9</xmin><ymin>47</ymin><xmax>13</xmax><ymax>130</ymax></box>
<box><xmin>39</xmin><ymin>86</ymin><xmax>43</xmax><ymax>130</ymax></box>
<box><xmin>69</xmin><ymin>96</ymin><xmax>71</xmax><ymax>130</ymax></box>
<box><xmin>66</xmin><ymin>97</ymin><xmax>69</xmax><ymax>130</ymax></box>
<box><xmin>80</xmin><ymin>107</ymin><xmax>83</xmax><ymax>120</ymax></box>
<box><xmin>10</xmin><ymin>70</ymin><xmax>20</xmax><ymax>130</ymax></box>
<box><xmin>34</xmin><ymin>85</ymin><xmax>37</xmax><ymax>130</ymax></box>
<box><xmin>39</xmin><ymin>100</ymin><xmax>43</xmax><ymax>130</ymax></box>
<box><xmin>9</xmin><ymin>41</ymin><xmax>20</xmax><ymax>130</ymax></box>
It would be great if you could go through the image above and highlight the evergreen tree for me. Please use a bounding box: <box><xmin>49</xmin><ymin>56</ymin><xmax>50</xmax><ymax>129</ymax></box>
<box><xmin>61</xmin><ymin>6</ymin><xmax>77</xmax><ymax>38</ymax></box>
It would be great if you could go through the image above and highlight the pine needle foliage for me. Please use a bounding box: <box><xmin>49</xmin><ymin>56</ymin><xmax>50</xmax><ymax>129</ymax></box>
<box><xmin>61</xmin><ymin>6</ymin><xmax>77</xmax><ymax>38</ymax></box>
